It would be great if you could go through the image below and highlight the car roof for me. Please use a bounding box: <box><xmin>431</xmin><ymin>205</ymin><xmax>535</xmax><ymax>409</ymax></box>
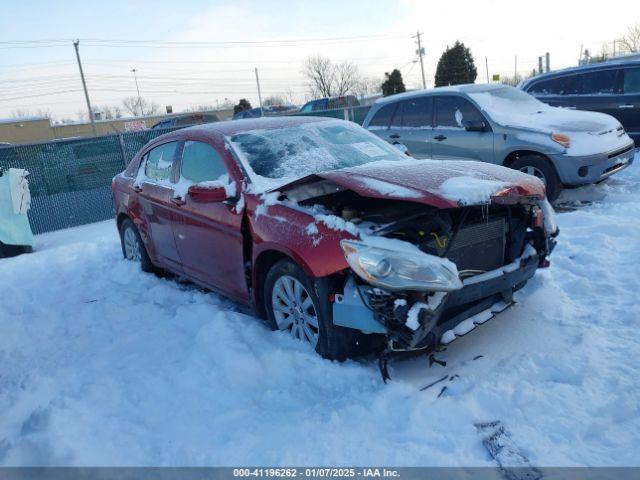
<box><xmin>374</xmin><ymin>83</ymin><xmax>506</xmax><ymax>105</ymax></box>
<box><xmin>149</xmin><ymin>116</ymin><xmax>337</xmax><ymax>144</ymax></box>
<box><xmin>520</xmin><ymin>59</ymin><xmax>640</xmax><ymax>88</ymax></box>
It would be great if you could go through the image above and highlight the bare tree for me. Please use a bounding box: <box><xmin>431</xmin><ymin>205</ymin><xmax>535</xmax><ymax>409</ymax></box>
<box><xmin>122</xmin><ymin>96</ymin><xmax>160</xmax><ymax>116</ymax></box>
<box><xmin>262</xmin><ymin>95</ymin><xmax>286</xmax><ymax>106</ymax></box>
<box><xmin>302</xmin><ymin>55</ymin><xmax>336</xmax><ymax>98</ymax></box>
<box><xmin>97</xmin><ymin>105</ymin><xmax>123</xmax><ymax>120</ymax></box>
<box><xmin>333</xmin><ymin>62</ymin><xmax>362</xmax><ymax>96</ymax></box>
<box><xmin>620</xmin><ymin>23</ymin><xmax>640</xmax><ymax>53</ymax></box>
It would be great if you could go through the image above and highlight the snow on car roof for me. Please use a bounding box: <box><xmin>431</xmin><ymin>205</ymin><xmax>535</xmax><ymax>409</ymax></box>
<box><xmin>374</xmin><ymin>84</ymin><xmax>505</xmax><ymax>105</ymax></box>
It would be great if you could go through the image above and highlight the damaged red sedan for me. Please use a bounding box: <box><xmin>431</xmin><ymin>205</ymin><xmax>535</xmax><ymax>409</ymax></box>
<box><xmin>112</xmin><ymin>117</ymin><xmax>558</xmax><ymax>369</ymax></box>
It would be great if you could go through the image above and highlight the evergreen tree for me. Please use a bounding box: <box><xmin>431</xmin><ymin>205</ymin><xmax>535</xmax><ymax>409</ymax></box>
<box><xmin>434</xmin><ymin>41</ymin><xmax>477</xmax><ymax>87</ymax></box>
<box><xmin>381</xmin><ymin>69</ymin><xmax>406</xmax><ymax>96</ymax></box>
<box><xmin>233</xmin><ymin>98</ymin><xmax>252</xmax><ymax>114</ymax></box>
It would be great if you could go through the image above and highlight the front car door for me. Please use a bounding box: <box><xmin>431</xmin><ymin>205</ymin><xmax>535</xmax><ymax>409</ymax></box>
<box><xmin>135</xmin><ymin>141</ymin><xmax>183</xmax><ymax>272</ymax></box>
<box><xmin>431</xmin><ymin>95</ymin><xmax>495</xmax><ymax>163</ymax></box>
<box><xmin>171</xmin><ymin>139</ymin><xmax>249</xmax><ymax>302</ymax></box>
<box><xmin>620</xmin><ymin>66</ymin><xmax>640</xmax><ymax>144</ymax></box>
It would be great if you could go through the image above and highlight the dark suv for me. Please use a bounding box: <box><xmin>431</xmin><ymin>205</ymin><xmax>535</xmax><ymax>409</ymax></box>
<box><xmin>520</xmin><ymin>60</ymin><xmax>640</xmax><ymax>145</ymax></box>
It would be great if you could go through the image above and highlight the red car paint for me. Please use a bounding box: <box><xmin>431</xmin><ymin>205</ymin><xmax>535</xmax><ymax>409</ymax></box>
<box><xmin>112</xmin><ymin>117</ymin><xmax>546</xmax><ymax>311</ymax></box>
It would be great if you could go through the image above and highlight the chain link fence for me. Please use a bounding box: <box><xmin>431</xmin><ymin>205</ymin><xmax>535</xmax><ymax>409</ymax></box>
<box><xmin>0</xmin><ymin>107</ymin><xmax>371</xmax><ymax>236</ymax></box>
<box><xmin>286</xmin><ymin>105</ymin><xmax>371</xmax><ymax>125</ymax></box>
<box><xmin>0</xmin><ymin>127</ymin><xmax>180</xmax><ymax>234</ymax></box>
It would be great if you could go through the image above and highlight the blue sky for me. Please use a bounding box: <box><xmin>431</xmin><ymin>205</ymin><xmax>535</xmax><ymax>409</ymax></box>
<box><xmin>1</xmin><ymin>0</ymin><xmax>637</xmax><ymax>120</ymax></box>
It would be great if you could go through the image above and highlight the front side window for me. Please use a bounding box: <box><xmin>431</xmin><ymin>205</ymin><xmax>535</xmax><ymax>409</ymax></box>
<box><xmin>180</xmin><ymin>141</ymin><xmax>228</xmax><ymax>183</ymax></box>
<box><xmin>624</xmin><ymin>67</ymin><xmax>640</xmax><ymax>94</ymax></box>
<box><xmin>435</xmin><ymin>96</ymin><xmax>484</xmax><ymax>128</ymax></box>
<box><xmin>144</xmin><ymin>142</ymin><xmax>178</xmax><ymax>182</ymax></box>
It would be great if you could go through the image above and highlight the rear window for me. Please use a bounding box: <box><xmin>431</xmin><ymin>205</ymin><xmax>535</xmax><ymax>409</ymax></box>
<box><xmin>144</xmin><ymin>142</ymin><xmax>178</xmax><ymax>182</ymax></box>
<box><xmin>579</xmin><ymin>69</ymin><xmax>622</xmax><ymax>95</ymax></box>
<box><xmin>368</xmin><ymin>103</ymin><xmax>397</xmax><ymax>128</ymax></box>
<box><xmin>400</xmin><ymin>97</ymin><xmax>433</xmax><ymax>128</ymax></box>
<box><xmin>527</xmin><ymin>75</ymin><xmax>579</xmax><ymax>95</ymax></box>
<box><xmin>624</xmin><ymin>67</ymin><xmax>640</xmax><ymax>94</ymax></box>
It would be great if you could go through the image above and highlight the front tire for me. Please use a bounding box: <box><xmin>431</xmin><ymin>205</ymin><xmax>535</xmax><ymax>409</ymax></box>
<box><xmin>263</xmin><ymin>259</ymin><xmax>375</xmax><ymax>360</ymax></box>
<box><xmin>119</xmin><ymin>218</ymin><xmax>154</xmax><ymax>273</ymax></box>
<box><xmin>510</xmin><ymin>155</ymin><xmax>562</xmax><ymax>202</ymax></box>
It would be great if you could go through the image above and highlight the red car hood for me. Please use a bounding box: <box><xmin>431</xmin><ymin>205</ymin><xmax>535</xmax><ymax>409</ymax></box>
<box><xmin>276</xmin><ymin>159</ymin><xmax>545</xmax><ymax>208</ymax></box>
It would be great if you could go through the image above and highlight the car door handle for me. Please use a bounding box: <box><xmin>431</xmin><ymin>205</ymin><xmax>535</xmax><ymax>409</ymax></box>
<box><xmin>618</xmin><ymin>104</ymin><xmax>634</xmax><ymax>109</ymax></box>
<box><xmin>434</xmin><ymin>135</ymin><xmax>447</xmax><ymax>141</ymax></box>
<box><xmin>170</xmin><ymin>197</ymin><xmax>186</xmax><ymax>206</ymax></box>
<box><xmin>389</xmin><ymin>133</ymin><xmax>400</xmax><ymax>139</ymax></box>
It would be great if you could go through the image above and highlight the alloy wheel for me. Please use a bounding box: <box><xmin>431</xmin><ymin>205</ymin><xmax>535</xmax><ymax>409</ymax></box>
<box><xmin>123</xmin><ymin>227</ymin><xmax>141</xmax><ymax>261</ymax></box>
<box><xmin>271</xmin><ymin>275</ymin><xmax>320</xmax><ymax>347</ymax></box>
<box><xmin>519</xmin><ymin>165</ymin><xmax>547</xmax><ymax>186</ymax></box>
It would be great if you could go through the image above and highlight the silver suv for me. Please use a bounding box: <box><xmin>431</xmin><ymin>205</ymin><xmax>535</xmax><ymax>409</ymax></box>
<box><xmin>362</xmin><ymin>84</ymin><xmax>635</xmax><ymax>201</ymax></box>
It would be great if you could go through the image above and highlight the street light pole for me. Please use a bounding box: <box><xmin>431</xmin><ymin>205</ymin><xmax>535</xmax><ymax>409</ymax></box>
<box><xmin>131</xmin><ymin>68</ymin><xmax>143</xmax><ymax>116</ymax></box>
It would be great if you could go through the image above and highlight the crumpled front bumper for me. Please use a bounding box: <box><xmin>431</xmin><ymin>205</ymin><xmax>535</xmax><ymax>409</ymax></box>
<box><xmin>333</xmin><ymin>249</ymin><xmax>541</xmax><ymax>351</ymax></box>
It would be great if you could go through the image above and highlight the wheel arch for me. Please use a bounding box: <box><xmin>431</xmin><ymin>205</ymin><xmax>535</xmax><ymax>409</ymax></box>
<box><xmin>253</xmin><ymin>249</ymin><xmax>296</xmax><ymax>319</ymax></box>
<box><xmin>503</xmin><ymin>150</ymin><xmax>552</xmax><ymax>168</ymax></box>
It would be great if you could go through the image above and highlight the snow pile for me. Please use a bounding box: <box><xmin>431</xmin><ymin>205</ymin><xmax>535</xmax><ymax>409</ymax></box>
<box><xmin>438</xmin><ymin>176</ymin><xmax>507</xmax><ymax>205</ymax></box>
<box><xmin>356</xmin><ymin>177</ymin><xmax>422</xmax><ymax>199</ymax></box>
<box><xmin>0</xmin><ymin>151</ymin><xmax>639</xmax><ymax>467</ymax></box>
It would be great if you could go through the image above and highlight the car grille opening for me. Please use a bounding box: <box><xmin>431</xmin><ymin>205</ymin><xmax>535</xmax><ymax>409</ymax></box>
<box><xmin>608</xmin><ymin>145</ymin><xmax>634</xmax><ymax>159</ymax></box>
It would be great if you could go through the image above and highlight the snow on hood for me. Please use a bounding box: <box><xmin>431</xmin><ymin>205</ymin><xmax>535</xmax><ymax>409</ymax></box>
<box><xmin>469</xmin><ymin>90</ymin><xmax>630</xmax><ymax>156</ymax></box>
<box><xmin>277</xmin><ymin>158</ymin><xmax>546</xmax><ymax>207</ymax></box>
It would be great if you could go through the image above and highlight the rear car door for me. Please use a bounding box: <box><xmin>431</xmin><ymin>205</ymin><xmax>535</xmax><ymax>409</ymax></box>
<box><xmin>432</xmin><ymin>95</ymin><xmax>494</xmax><ymax>163</ymax></box>
<box><xmin>390</xmin><ymin>97</ymin><xmax>433</xmax><ymax>158</ymax></box>
<box><xmin>136</xmin><ymin>141</ymin><xmax>182</xmax><ymax>272</ymax></box>
<box><xmin>170</xmin><ymin>140</ymin><xmax>249</xmax><ymax>302</ymax></box>
<box><xmin>620</xmin><ymin>66</ymin><xmax>640</xmax><ymax>144</ymax></box>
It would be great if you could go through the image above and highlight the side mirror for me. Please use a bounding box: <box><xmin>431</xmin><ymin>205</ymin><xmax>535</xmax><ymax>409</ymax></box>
<box><xmin>187</xmin><ymin>184</ymin><xmax>229</xmax><ymax>203</ymax></box>
<box><xmin>463</xmin><ymin>120</ymin><xmax>487</xmax><ymax>132</ymax></box>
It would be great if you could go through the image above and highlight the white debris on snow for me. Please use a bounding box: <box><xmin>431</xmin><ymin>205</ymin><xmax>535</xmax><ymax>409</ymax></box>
<box><xmin>0</xmin><ymin>151</ymin><xmax>638</xmax><ymax>467</ymax></box>
<box><xmin>438</xmin><ymin>176</ymin><xmax>507</xmax><ymax>206</ymax></box>
<box><xmin>406</xmin><ymin>302</ymin><xmax>428</xmax><ymax>330</ymax></box>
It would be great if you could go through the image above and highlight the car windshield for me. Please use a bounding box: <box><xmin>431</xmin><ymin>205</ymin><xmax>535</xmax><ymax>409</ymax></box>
<box><xmin>468</xmin><ymin>86</ymin><xmax>548</xmax><ymax>115</ymax></box>
<box><xmin>228</xmin><ymin>120</ymin><xmax>406</xmax><ymax>187</ymax></box>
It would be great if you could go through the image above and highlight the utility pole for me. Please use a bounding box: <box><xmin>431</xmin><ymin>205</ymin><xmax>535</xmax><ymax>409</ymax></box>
<box><xmin>485</xmin><ymin>57</ymin><xmax>489</xmax><ymax>83</ymax></box>
<box><xmin>413</xmin><ymin>31</ymin><xmax>426</xmax><ymax>89</ymax></box>
<box><xmin>254</xmin><ymin>67</ymin><xmax>263</xmax><ymax>116</ymax></box>
<box><xmin>131</xmin><ymin>68</ymin><xmax>143</xmax><ymax>116</ymax></box>
<box><xmin>73</xmin><ymin>40</ymin><xmax>97</xmax><ymax>136</ymax></box>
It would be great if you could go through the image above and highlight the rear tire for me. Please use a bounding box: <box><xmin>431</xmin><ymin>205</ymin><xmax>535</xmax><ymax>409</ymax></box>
<box><xmin>119</xmin><ymin>218</ymin><xmax>154</xmax><ymax>273</ymax></box>
<box><xmin>510</xmin><ymin>155</ymin><xmax>562</xmax><ymax>202</ymax></box>
<box><xmin>264</xmin><ymin>258</ymin><xmax>378</xmax><ymax>360</ymax></box>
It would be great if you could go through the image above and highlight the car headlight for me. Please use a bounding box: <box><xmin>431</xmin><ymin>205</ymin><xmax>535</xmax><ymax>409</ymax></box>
<box><xmin>539</xmin><ymin>198</ymin><xmax>558</xmax><ymax>234</ymax></box>
<box><xmin>551</xmin><ymin>132</ymin><xmax>571</xmax><ymax>148</ymax></box>
<box><xmin>340</xmin><ymin>240</ymin><xmax>463</xmax><ymax>292</ymax></box>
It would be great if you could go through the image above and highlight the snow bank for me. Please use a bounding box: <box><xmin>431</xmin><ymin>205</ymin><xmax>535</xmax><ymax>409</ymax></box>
<box><xmin>0</xmin><ymin>151</ymin><xmax>639</xmax><ymax>467</ymax></box>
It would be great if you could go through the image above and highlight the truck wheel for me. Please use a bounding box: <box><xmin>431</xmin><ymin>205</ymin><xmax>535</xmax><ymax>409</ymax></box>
<box><xmin>510</xmin><ymin>155</ymin><xmax>562</xmax><ymax>202</ymax></box>
<box><xmin>264</xmin><ymin>258</ymin><xmax>377</xmax><ymax>360</ymax></box>
<box><xmin>119</xmin><ymin>218</ymin><xmax>154</xmax><ymax>273</ymax></box>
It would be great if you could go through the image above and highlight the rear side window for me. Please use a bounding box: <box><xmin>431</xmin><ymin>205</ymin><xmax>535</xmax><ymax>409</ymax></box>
<box><xmin>624</xmin><ymin>68</ymin><xmax>640</xmax><ymax>93</ymax></box>
<box><xmin>528</xmin><ymin>75</ymin><xmax>580</xmax><ymax>95</ymax></box>
<box><xmin>180</xmin><ymin>141</ymin><xmax>228</xmax><ymax>183</ymax></box>
<box><xmin>579</xmin><ymin>69</ymin><xmax>622</xmax><ymax>95</ymax></box>
<box><xmin>400</xmin><ymin>97</ymin><xmax>433</xmax><ymax>128</ymax></box>
<box><xmin>144</xmin><ymin>142</ymin><xmax>178</xmax><ymax>181</ymax></box>
<box><xmin>435</xmin><ymin>96</ymin><xmax>484</xmax><ymax>128</ymax></box>
<box><xmin>369</xmin><ymin>103</ymin><xmax>397</xmax><ymax>128</ymax></box>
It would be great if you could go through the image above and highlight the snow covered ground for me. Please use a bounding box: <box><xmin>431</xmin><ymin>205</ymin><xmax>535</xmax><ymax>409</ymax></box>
<box><xmin>1</xmin><ymin>153</ymin><xmax>639</xmax><ymax>467</ymax></box>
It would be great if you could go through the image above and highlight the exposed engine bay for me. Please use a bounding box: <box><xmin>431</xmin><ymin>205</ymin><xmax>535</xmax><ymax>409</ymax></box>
<box><xmin>292</xmin><ymin>182</ymin><xmax>557</xmax><ymax>358</ymax></box>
